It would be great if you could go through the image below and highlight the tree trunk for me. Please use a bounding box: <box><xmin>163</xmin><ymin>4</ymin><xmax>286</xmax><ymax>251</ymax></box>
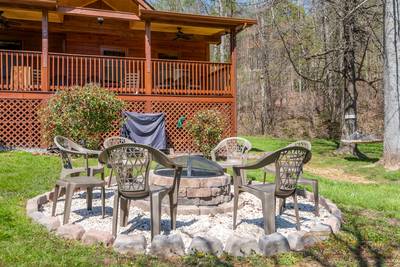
<box><xmin>383</xmin><ymin>0</ymin><xmax>400</xmax><ymax>169</ymax></box>
<box><xmin>336</xmin><ymin>0</ymin><xmax>365</xmax><ymax>158</ymax></box>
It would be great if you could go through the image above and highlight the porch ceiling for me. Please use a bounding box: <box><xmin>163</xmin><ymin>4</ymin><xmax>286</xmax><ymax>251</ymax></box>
<box><xmin>1</xmin><ymin>8</ymin><xmax>63</xmax><ymax>23</ymax></box>
<box><xmin>0</xmin><ymin>0</ymin><xmax>57</xmax><ymax>10</ymax></box>
<box><xmin>0</xmin><ymin>0</ymin><xmax>256</xmax><ymax>39</ymax></box>
<box><xmin>129</xmin><ymin>21</ymin><xmax>225</xmax><ymax>36</ymax></box>
<box><xmin>58</xmin><ymin>0</ymin><xmax>154</xmax><ymax>12</ymax></box>
<box><xmin>139</xmin><ymin>10</ymin><xmax>257</xmax><ymax>33</ymax></box>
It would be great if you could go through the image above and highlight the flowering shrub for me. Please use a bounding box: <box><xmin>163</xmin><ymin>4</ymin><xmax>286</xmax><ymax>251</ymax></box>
<box><xmin>185</xmin><ymin>109</ymin><xmax>226</xmax><ymax>158</ymax></box>
<box><xmin>39</xmin><ymin>84</ymin><xmax>125</xmax><ymax>149</ymax></box>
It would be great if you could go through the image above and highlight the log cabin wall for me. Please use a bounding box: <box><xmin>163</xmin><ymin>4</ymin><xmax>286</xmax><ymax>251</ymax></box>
<box><xmin>0</xmin><ymin>29</ymin><xmax>65</xmax><ymax>52</ymax></box>
<box><xmin>0</xmin><ymin>26</ymin><xmax>209</xmax><ymax>61</ymax></box>
<box><xmin>64</xmin><ymin>32</ymin><xmax>209</xmax><ymax>61</ymax></box>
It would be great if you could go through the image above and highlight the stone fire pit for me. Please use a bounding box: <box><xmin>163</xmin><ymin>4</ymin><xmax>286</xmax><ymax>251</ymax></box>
<box><xmin>151</xmin><ymin>155</ymin><xmax>232</xmax><ymax>207</ymax></box>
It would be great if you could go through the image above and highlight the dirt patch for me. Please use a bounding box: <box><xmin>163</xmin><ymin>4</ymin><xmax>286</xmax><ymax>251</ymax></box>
<box><xmin>305</xmin><ymin>166</ymin><xmax>375</xmax><ymax>184</ymax></box>
<box><xmin>388</xmin><ymin>218</ymin><xmax>400</xmax><ymax>226</ymax></box>
<box><xmin>358</xmin><ymin>209</ymin><xmax>381</xmax><ymax>219</ymax></box>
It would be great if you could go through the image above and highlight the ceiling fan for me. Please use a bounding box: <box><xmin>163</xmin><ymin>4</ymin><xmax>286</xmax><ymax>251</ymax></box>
<box><xmin>173</xmin><ymin>27</ymin><xmax>193</xmax><ymax>41</ymax></box>
<box><xmin>0</xmin><ymin>11</ymin><xmax>21</xmax><ymax>29</ymax></box>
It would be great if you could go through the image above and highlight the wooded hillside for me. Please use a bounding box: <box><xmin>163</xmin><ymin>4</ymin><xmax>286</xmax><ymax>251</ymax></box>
<box><xmin>150</xmin><ymin>0</ymin><xmax>384</xmax><ymax>140</ymax></box>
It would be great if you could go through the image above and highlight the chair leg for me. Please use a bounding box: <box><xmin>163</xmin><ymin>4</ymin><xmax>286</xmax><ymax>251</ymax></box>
<box><xmin>59</xmin><ymin>187</ymin><xmax>66</xmax><ymax>198</ymax></box>
<box><xmin>261</xmin><ymin>193</ymin><xmax>276</xmax><ymax>235</ymax></box>
<box><xmin>278</xmin><ymin>198</ymin><xmax>285</xmax><ymax>215</ymax></box>
<box><xmin>233</xmin><ymin>190</ymin><xmax>239</xmax><ymax>230</ymax></box>
<box><xmin>240</xmin><ymin>170</ymin><xmax>246</xmax><ymax>182</ymax></box>
<box><xmin>63</xmin><ymin>183</ymin><xmax>75</xmax><ymax>225</ymax></box>
<box><xmin>120</xmin><ymin>198</ymin><xmax>129</xmax><ymax>227</ymax></box>
<box><xmin>293</xmin><ymin>193</ymin><xmax>300</xmax><ymax>231</ymax></box>
<box><xmin>86</xmin><ymin>187</ymin><xmax>93</xmax><ymax>211</ymax></box>
<box><xmin>168</xmin><ymin>191</ymin><xmax>178</xmax><ymax>230</ymax></box>
<box><xmin>150</xmin><ymin>192</ymin><xmax>162</xmax><ymax>240</ymax></box>
<box><xmin>112</xmin><ymin>191</ymin><xmax>119</xmax><ymax>238</ymax></box>
<box><xmin>312</xmin><ymin>180</ymin><xmax>319</xmax><ymax>216</ymax></box>
<box><xmin>108</xmin><ymin>169</ymin><xmax>113</xmax><ymax>188</ymax></box>
<box><xmin>51</xmin><ymin>184</ymin><xmax>60</xmax><ymax>216</ymax></box>
<box><xmin>101</xmin><ymin>186</ymin><xmax>106</xmax><ymax>219</ymax></box>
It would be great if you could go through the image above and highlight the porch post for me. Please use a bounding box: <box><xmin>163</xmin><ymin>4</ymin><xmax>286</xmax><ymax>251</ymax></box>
<box><xmin>41</xmin><ymin>9</ymin><xmax>49</xmax><ymax>91</ymax></box>
<box><xmin>230</xmin><ymin>27</ymin><xmax>237</xmax><ymax>136</ymax></box>
<box><xmin>144</xmin><ymin>20</ymin><xmax>152</xmax><ymax>111</ymax></box>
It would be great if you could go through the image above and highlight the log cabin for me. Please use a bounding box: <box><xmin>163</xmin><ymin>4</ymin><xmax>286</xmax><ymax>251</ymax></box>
<box><xmin>0</xmin><ymin>0</ymin><xmax>256</xmax><ymax>152</ymax></box>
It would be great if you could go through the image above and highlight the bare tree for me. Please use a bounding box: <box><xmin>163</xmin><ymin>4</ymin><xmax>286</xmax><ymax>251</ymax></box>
<box><xmin>383</xmin><ymin>0</ymin><xmax>400</xmax><ymax>169</ymax></box>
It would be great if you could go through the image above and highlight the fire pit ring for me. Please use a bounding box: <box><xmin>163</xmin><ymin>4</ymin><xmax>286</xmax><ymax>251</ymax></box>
<box><xmin>151</xmin><ymin>155</ymin><xmax>232</xmax><ymax>206</ymax></box>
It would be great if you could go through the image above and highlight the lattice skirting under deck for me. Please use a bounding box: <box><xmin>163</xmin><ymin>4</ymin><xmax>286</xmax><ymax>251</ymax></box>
<box><xmin>0</xmin><ymin>95</ymin><xmax>234</xmax><ymax>152</ymax></box>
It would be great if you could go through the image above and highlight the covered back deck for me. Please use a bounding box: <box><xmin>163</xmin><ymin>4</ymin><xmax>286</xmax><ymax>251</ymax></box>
<box><xmin>0</xmin><ymin>0</ymin><xmax>256</xmax><ymax>151</ymax></box>
<box><xmin>0</xmin><ymin>50</ymin><xmax>232</xmax><ymax>96</ymax></box>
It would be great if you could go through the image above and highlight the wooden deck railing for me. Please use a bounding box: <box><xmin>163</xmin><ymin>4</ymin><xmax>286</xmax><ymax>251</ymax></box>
<box><xmin>0</xmin><ymin>50</ymin><xmax>233</xmax><ymax>96</ymax></box>
<box><xmin>0</xmin><ymin>50</ymin><xmax>42</xmax><ymax>91</ymax></box>
<box><xmin>152</xmin><ymin>59</ymin><xmax>231</xmax><ymax>96</ymax></box>
<box><xmin>49</xmin><ymin>53</ymin><xmax>145</xmax><ymax>94</ymax></box>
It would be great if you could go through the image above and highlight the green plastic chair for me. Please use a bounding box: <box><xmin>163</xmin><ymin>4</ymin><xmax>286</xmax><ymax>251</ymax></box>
<box><xmin>232</xmin><ymin>146</ymin><xmax>311</xmax><ymax>234</ymax></box>
<box><xmin>52</xmin><ymin>136</ymin><xmax>106</xmax><ymax>224</ymax></box>
<box><xmin>103</xmin><ymin>136</ymin><xmax>134</xmax><ymax>187</ymax></box>
<box><xmin>211</xmin><ymin>137</ymin><xmax>252</xmax><ymax>169</ymax></box>
<box><xmin>99</xmin><ymin>143</ymin><xmax>183</xmax><ymax>239</ymax></box>
<box><xmin>263</xmin><ymin>140</ymin><xmax>319</xmax><ymax>216</ymax></box>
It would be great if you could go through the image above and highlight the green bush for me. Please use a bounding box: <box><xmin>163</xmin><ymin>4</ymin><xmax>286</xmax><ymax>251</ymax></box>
<box><xmin>39</xmin><ymin>84</ymin><xmax>125</xmax><ymax>149</ymax></box>
<box><xmin>185</xmin><ymin>109</ymin><xmax>226</xmax><ymax>158</ymax></box>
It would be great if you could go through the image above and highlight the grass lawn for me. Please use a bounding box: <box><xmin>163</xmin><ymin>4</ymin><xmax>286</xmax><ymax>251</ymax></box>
<box><xmin>0</xmin><ymin>137</ymin><xmax>399</xmax><ymax>266</ymax></box>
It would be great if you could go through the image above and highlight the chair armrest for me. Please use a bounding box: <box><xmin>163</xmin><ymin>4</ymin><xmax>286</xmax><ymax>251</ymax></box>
<box><xmin>61</xmin><ymin>168</ymin><xmax>87</xmax><ymax>178</ymax></box>
<box><xmin>166</xmin><ymin>158</ymin><xmax>184</xmax><ymax>169</ymax></box>
<box><xmin>83</xmin><ymin>149</ymin><xmax>102</xmax><ymax>156</ymax></box>
<box><xmin>232</xmin><ymin>151</ymin><xmax>279</xmax><ymax>171</ymax></box>
<box><xmin>59</xmin><ymin>148</ymin><xmax>89</xmax><ymax>157</ymax></box>
<box><xmin>150</xmin><ymin>148</ymin><xmax>184</xmax><ymax>169</ymax></box>
<box><xmin>210</xmin><ymin>149</ymin><xmax>217</xmax><ymax>161</ymax></box>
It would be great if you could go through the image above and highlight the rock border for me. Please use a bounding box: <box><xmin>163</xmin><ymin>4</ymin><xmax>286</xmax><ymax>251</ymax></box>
<box><xmin>26</xmin><ymin>189</ymin><xmax>342</xmax><ymax>258</ymax></box>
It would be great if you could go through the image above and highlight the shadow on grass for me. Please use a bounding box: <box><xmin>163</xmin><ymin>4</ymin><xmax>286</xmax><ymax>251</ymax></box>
<box><xmin>250</xmin><ymin>147</ymin><xmax>266</xmax><ymax>153</ymax></box>
<box><xmin>343</xmin><ymin>156</ymin><xmax>380</xmax><ymax>163</ymax></box>
<box><xmin>301</xmin><ymin>209</ymin><xmax>392</xmax><ymax>267</ymax></box>
<box><xmin>0</xmin><ymin>144</ymin><xmax>14</xmax><ymax>152</ymax></box>
<box><xmin>120</xmin><ymin>217</ymin><xmax>198</xmax><ymax>235</ymax></box>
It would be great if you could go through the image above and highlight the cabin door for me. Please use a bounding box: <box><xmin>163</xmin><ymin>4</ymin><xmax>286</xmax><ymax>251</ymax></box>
<box><xmin>101</xmin><ymin>47</ymin><xmax>126</xmax><ymax>85</ymax></box>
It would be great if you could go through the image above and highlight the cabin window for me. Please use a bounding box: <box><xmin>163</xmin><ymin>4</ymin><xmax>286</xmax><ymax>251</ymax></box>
<box><xmin>102</xmin><ymin>49</ymin><xmax>126</xmax><ymax>57</ymax></box>
<box><xmin>0</xmin><ymin>40</ymin><xmax>22</xmax><ymax>50</ymax></box>
<box><xmin>156</xmin><ymin>53</ymin><xmax>180</xmax><ymax>85</ymax></box>
<box><xmin>158</xmin><ymin>53</ymin><xmax>178</xmax><ymax>60</ymax></box>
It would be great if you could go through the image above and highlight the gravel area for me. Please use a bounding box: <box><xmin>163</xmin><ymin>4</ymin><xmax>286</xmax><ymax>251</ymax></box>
<box><xmin>0</xmin><ymin>146</ymin><xmax>50</xmax><ymax>154</ymax></box>
<box><xmin>42</xmin><ymin>186</ymin><xmax>331</xmax><ymax>251</ymax></box>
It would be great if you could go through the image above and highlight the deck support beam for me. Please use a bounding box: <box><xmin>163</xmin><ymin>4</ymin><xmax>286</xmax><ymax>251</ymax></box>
<box><xmin>41</xmin><ymin>9</ymin><xmax>49</xmax><ymax>91</ymax></box>
<box><xmin>145</xmin><ymin>19</ymin><xmax>152</xmax><ymax>111</ymax></box>
<box><xmin>230</xmin><ymin>27</ymin><xmax>237</xmax><ymax>135</ymax></box>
